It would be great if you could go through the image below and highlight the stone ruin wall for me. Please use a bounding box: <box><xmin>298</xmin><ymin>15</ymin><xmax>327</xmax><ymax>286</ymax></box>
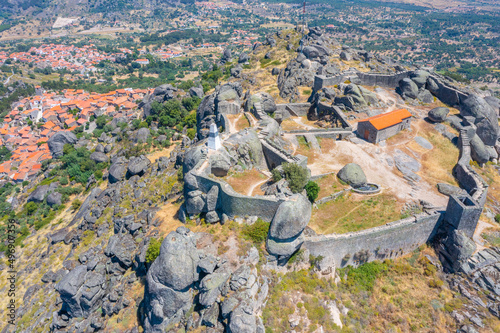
<box><xmin>303</xmin><ymin>213</ymin><xmax>443</xmax><ymax>268</ymax></box>
<box><xmin>193</xmin><ymin>171</ymin><xmax>284</xmax><ymax>222</ymax></box>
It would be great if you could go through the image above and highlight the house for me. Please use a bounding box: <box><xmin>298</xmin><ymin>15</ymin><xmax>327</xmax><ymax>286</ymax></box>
<box><xmin>135</xmin><ymin>58</ymin><xmax>150</xmax><ymax>65</ymax></box>
<box><xmin>357</xmin><ymin>109</ymin><xmax>412</xmax><ymax>144</ymax></box>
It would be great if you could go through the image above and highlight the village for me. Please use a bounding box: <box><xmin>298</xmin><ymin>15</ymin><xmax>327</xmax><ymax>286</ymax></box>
<box><xmin>0</xmin><ymin>87</ymin><xmax>149</xmax><ymax>183</ymax></box>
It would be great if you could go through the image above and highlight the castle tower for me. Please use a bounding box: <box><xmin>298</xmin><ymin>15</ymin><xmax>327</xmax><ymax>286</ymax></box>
<box><xmin>207</xmin><ymin>123</ymin><xmax>221</xmax><ymax>150</ymax></box>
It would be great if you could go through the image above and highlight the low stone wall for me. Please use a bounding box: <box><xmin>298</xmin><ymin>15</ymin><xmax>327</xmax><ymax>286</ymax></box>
<box><xmin>193</xmin><ymin>172</ymin><xmax>283</xmax><ymax>222</ymax></box>
<box><xmin>276</xmin><ymin>103</ymin><xmax>312</xmax><ymax>119</ymax></box>
<box><xmin>317</xmin><ymin>102</ymin><xmax>353</xmax><ymax>130</ymax></box>
<box><xmin>303</xmin><ymin>212</ymin><xmax>443</xmax><ymax>268</ymax></box>
<box><xmin>315</xmin><ymin>188</ymin><xmax>350</xmax><ymax>205</ymax></box>
<box><xmin>313</xmin><ymin>75</ymin><xmax>347</xmax><ymax>91</ymax></box>
<box><xmin>354</xmin><ymin>71</ymin><xmax>410</xmax><ymax>87</ymax></box>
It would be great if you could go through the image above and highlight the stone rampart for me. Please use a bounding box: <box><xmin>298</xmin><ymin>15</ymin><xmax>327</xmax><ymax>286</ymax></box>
<box><xmin>193</xmin><ymin>172</ymin><xmax>283</xmax><ymax>222</ymax></box>
<box><xmin>303</xmin><ymin>212</ymin><xmax>443</xmax><ymax>268</ymax></box>
<box><xmin>313</xmin><ymin>75</ymin><xmax>347</xmax><ymax>91</ymax></box>
<box><xmin>454</xmin><ymin>130</ymin><xmax>489</xmax><ymax>206</ymax></box>
<box><xmin>353</xmin><ymin>71</ymin><xmax>411</xmax><ymax>87</ymax></box>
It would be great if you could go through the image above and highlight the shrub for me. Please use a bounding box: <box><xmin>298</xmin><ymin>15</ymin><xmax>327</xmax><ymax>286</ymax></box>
<box><xmin>305</xmin><ymin>181</ymin><xmax>320</xmax><ymax>203</ymax></box>
<box><xmin>282</xmin><ymin>163</ymin><xmax>308</xmax><ymax>193</ymax></box>
<box><xmin>241</xmin><ymin>219</ymin><xmax>269</xmax><ymax>244</ymax></box>
<box><xmin>495</xmin><ymin>214</ymin><xmax>500</xmax><ymax>223</ymax></box>
<box><xmin>25</xmin><ymin>202</ymin><xmax>38</xmax><ymax>215</ymax></box>
<box><xmin>187</xmin><ymin>128</ymin><xmax>196</xmax><ymax>140</ymax></box>
<box><xmin>146</xmin><ymin>237</ymin><xmax>163</xmax><ymax>263</ymax></box>
<box><xmin>71</xmin><ymin>199</ymin><xmax>82</xmax><ymax>211</ymax></box>
<box><xmin>271</xmin><ymin>168</ymin><xmax>282</xmax><ymax>182</ymax></box>
<box><xmin>340</xmin><ymin>260</ymin><xmax>388</xmax><ymax>293</ymax></box>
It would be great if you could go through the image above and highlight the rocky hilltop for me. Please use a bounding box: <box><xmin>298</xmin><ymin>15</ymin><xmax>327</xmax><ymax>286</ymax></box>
<box><xmin>1</xmin><ymin>26</ymin><xmax>500</xmax><ymax>333</ymax></box>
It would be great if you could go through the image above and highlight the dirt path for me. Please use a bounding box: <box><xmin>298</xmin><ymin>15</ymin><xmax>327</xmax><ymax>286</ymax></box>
<box><xmin>292</xmin><ymin>117</ymin><xmax>316</xmax><ymax>130</ymax></box>
<box><xmin>473</xmin><ymin>220</ymin><xmax>497</xmax><ymax>252</ymax></box>
<box><xmin>306</xmin><ymin>140</ymin><xmax>447</xmax><ymax>206</ymax></box>
<box><xmin>248</xmin><ymin>177</ymin><xmax>268</xmax><ymax>196</ymax></box>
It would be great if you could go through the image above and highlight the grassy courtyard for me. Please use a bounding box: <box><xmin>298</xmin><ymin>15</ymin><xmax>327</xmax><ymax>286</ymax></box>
<box><xmin>309</xmin><ymin>192</ymin><xmax>404</xmax><ymax>234</ymax></box>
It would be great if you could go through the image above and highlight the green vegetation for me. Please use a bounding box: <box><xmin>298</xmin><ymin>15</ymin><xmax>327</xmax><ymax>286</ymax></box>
<box><xmin>281</xmin><ymin>163</ymin><xmax>308</xmax><ymax>193</ymax></box>
<box><xmin>304</xmin><ymin>181</ymin><xmax>320</xmax><ymax>203</ymax></box>
<box><xmin>241</xmin><ymin>218</ymin><xmax>269</xmax><ymax>244</ymax></box>
<box><xmin>146</xmin><ymin>237</ymin><xmax>164</xmax><ymax>263</ymax></box>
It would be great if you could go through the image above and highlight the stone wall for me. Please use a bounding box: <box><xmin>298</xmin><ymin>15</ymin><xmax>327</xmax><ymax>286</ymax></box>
<box><xmin>313</xmin><ymin>75</ymin><xmax>347</xmax><ymax>91</ymax></box>
<box><xmin>303</xmin><ymin>212</ymin><xmax>443</xmax><ymax>268</ymax></box>
<box><xmin>261</xmin><ymin>139</ymin><xmax>308</xmax><ymax>169</ymax></box>
<box><xmin>193</xmin><ymin>172</ymin><xmax>283</xmax><ymax>222</ymax></box>
<box><xmin>316</xmin><ymin>102</ymin><xmax>353</xmax><ymax>130</ymax></box>
<box><xmin>454</xmin><ymin>130</ymin><xmax>489</xmax><ymax>206</ymax></box>
<box><xmin>354</xmin><ymin>71</ymin><xmax>410</xmax><ymax>87</ymax></box>
<box><xmin>276</xmin><ymin>103</ymin><xmax>312</xmax><ymax>118</ymax></box>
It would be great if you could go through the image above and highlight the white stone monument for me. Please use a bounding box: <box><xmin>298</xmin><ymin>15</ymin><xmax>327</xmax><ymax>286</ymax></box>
<box><xmin>207</xmin><ymin>123</ymin><xmax>221</xmax><ymax>150</ymax></box>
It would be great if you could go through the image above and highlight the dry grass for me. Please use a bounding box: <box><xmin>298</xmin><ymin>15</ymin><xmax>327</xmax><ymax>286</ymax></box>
<box><xmin>146</xmin><ymin>143</ymin><xmax>178</xmax><ymax>163</ymax></box>
<box><xmin>315</xmin><ymin>173</ymin><xmax>348</xmax><ymax>200</ymax></box>
<box><xmin>227</xmin><ymin>114</ymin><xmax>250</xmax><ymax>132</ymax></box>
<box><xmin>281</xmin><ymin>116</ymin><xmax>319</xmax><ymax>131</ymax></box>
<box><xmin>309</xmin><ymin>192</ymin><xmax>403</xmax><ymax>234</ymax></box>
<box><xmin>223</xmin><ymin>169</ymin><xmax>268</xmax><ymax>196</ymax></box>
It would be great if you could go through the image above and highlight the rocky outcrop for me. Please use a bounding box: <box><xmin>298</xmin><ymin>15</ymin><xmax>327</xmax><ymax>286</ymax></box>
<box><xmin>437</xmin><ymin>229</ymin><xmax>476</xmax><ymax>273</ymax></box>
<box><xmin>337</xmin><ymin>163</ymin><xmax>366</xmax><ymax>188</ymax></box>
<box><xmin>428</xmin><ymin>107</ymin><xmax>449</xmax><ymax>123</ymax></box>
<box><xmin>90</xmin><ymin>152</ymin><xmax>109</xmax><ymax>164</ymax></box>
<box><xmin>238</xmin><ymin>52</ymin><xmax>249</xmax><ymax>63</ymax></box>
<box><xmin>140</xmin><ymin>84</ymin><xmax>177</xmax><ymax>118</ymax></box>
<box><xmin>244</xmin><ymin>92</ymin><xmax>277</xmax><ymax>115</ymax></box>
<box><xmin>144</xmin><ymin>227</ymin><xmax>267</xmax><ymax>332</ymax></box>
<box><xmin>266</xmin><ymin>194</ymin><xmax>312</xmax><ymax>259</ymax></box>
<box><xmin>127</xmin><ymin>155</ymin><xmax>151</xmax><ymax>177</ymax></box>
<box><xmin>460</xmin><ymin>94</ymin><xmax>499</xmax><ymax>147</ymax></box>
<box><xmin>28</xmin><ymin>182</ymin><xmax>58</xmax><ymax>203</ymax></box>
<box><xmin>47</xmin><ymin>131</ymin><xmax>78</xmax><ymax>158</ymax></box>
<box><xmin>189</xmin><ymin>86</ymin><xmax>204</xmax><ymax>99</ymax></box>
<box><xmin>108</xmin><ymin>159</ymin><xmax>128</xmax><ymax>184</ymax></box>
<box><xmin>196</xmin><ymin>82</ymin><xmax>244</xmax><ymax>139</ymax></box>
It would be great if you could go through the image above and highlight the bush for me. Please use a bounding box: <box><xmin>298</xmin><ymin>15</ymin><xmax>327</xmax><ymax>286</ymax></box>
<box><xmin>241</xmin><ymin>219</ymin><xmax>269</xmax><ymax>244</ymax></box>
<box><xmin>146</xmin><ymin>237</ymin><xmax>163</xmax><ymax>263</ymax></box>
<box><xmin>305</xmin><ymin>181</ymin><xmax>320</xmax><ymax>203</ymax></box>
<box><xmin>495</xmin><ymin>214</ymin><xmax>500</xmax><ymax>223</ymax></box>
<box><xmin>71</xmin><ymin>199</ymin><xmax>82</xmax><ymax>211</ymax></box>
<box><xmin>282</xmin><ymin>163</ymin><xmax>308</xmax><ymax>193</ymax></box>
<box><xmin>25</xmin><ymin>202</ymin><xmax>38</xmax><ymax>215</ymax></box>
<box><xmin>187</xmin><ymin>128</ymin><xmax>196</xmax><ymax>140</ymax></box>
<box><xmin>271</xmin><ymin>169</ymin><xmax>282</xmax><ymax>182</ymax></box>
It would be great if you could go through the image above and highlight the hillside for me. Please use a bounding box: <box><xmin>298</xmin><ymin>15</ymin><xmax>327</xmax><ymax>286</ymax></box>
<box><xmin>0</xmin><ymin>23</ymin><xmax>500</xmax><ymax>333</ymax></box>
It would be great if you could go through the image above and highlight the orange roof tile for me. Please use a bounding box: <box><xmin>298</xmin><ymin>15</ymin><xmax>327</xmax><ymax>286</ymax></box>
<box><xmin>361</xmin><ymin>109</ymin><xmax>412</xmax><ymax>131</ymax></box>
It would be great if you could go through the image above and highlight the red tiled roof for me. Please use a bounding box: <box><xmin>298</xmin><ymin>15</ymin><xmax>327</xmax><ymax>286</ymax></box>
<box><xmin>360</xmin><ymin>109</ymin><xmax>412</xmax><ymax>131</ymax></box>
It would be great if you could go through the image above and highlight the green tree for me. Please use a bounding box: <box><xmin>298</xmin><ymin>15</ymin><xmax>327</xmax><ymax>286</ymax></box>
<box><xmin>305</xmin><ymin>181</ymin><xmax>320</xmax><ymax>203</ymax></box>
<box><xmin>282</xmin><ymin>163</ymin><xmax>308</xmax><ymax>193</ymax></box>
<box><xmin>25</xmin><ymin>202</ymin><xmax>38</xmax><ymax>215</ymax></box>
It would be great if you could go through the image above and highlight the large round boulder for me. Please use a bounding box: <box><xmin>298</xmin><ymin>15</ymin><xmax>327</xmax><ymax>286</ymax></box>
<box><xmin>337</xmin><ymin>163</ymin><xmax>367</xmax><ymax>188</ymax></box>
<box><xmin>47</xmin><ymin>131</ymin><xmax>77</xmax><ymax>158</ymax></box>
<box><xmin>127</xmin><ymin>155</ymin><xmax>151</xmax><ymax>176</ymax></box>
<box><xmin>470</xmin><ymin>134</ymin><xmax>490</xmax><ymax>164</ymax></box>
<box><xmin>90</xmin><ymin>152</ymin><xmax>109</xmax><ymax>164</ymax></box>
<box><xmin>398</xmin><ymin>78</ymin><xmax>419</xmax><ymax>100</ymax></box>
<box><xmin>135</xmin><ymin>127</ymin><xmax>150</xmax><ymax>143</ymax></box>
<box><xmin>238</xmin><ymin>52</ymin><xmax>249</xmax><ymax>63</ymax></box>
<box><xmin>46</xmin><ymin>192</ymin><xmax>62</xmax><ymax>206</ymax></box>
<box><xmin>144</xmin><ymin>227</ymin><xmax>201</xmax><ymax>332</ymax></box>
<box><xmin>428</xmin><ymin>107</ymin><xmax>449</xmax><ymax>123</ymax></box>
<box><xmin>245</xmin><ymin>92</ymin><xmax>277</xmax><ymax>114</ymax></box>
<box><xmin>268</xmin><ymin>194</ymin><xmax>312</xmax><ymax>241</ymax></box>
<box><xmin>108</xmin><ymin>162</ymin><xmax>127</xmax><ymax>184</ymax></box>
<box><xmin>410</xmin><ymin>70</ymin><xmax>430</xmax><ymax>88</ymax></box>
